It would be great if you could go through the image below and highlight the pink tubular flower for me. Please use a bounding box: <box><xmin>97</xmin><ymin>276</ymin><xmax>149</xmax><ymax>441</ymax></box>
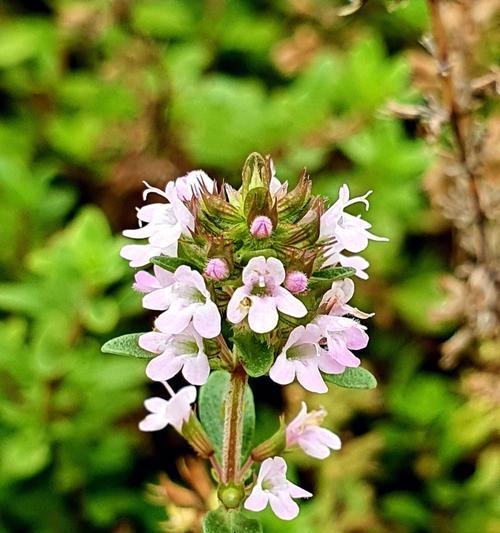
<box><xmin>138</xmin><ymin>385</ymin><xmax>196</xmax><ymax>432</ymax></box>
<box><xmin>269</xmin><ymin>324</ymin><xmax>327</xmax><ymax>393</ymax></box>
<box><xmin>315</xmin><ymin>315</ymin><xmax>369</xmax><ymax>374</ymax></box>
<box><xmin>286</xmin><ymin>402</ymin><xmax>341</xmax><ymax>459</ymax></box>
<box><xmin>244</xmin><ymin>456</ymin><xmax>312</xmax><ymax>520</ymax></box>
<box><xmin>320</xmin><ymin>279</ymin><xmax>373</xmax><ymax>319</ymax></box>
<box><xmin>140</xmin><ymin>326</ymin><xmax>210</xmax><ymax>386</ymax></box>
<box><xmin>120</xmin><ymin>173</ymin><xmax>215</xmax><ymax>268</ymax></box>
<box><xmin>227</xmin><ymin>256</ymin><xmax>307</xmax><ymax>334</ymax></box>
<box><xmin>145</xmin><ymin>265</ymin><xmax>221</xmax><ymax>339</ymax></box>
<box><xmin>320</xmin><ymin>184</ymin><xmax>388</xmax><ymax>255</ymax></box>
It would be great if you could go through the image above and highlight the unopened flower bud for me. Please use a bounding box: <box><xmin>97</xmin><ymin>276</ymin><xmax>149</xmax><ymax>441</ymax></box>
<box><xmin>204</xmin><ymin>258</ymin><xmax>229</xmax><ymax>280</ymax></box>
<box><xmin>250</xmin><ymin>216</ymin><xmax>273</xmax><ymax>239</ymax></box>
<box><xmin>285</xmin><ymin>271</ymin><xmax>308</xmax><ymax>294</ymax></box>
<box><xmin>217</xmin><ymin>482</ymin><xmax>245</xmax><ymax>509</ymax></box>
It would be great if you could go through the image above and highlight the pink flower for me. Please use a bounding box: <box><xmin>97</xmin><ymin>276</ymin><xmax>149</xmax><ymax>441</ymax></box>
<box><xmin>227</xmin><ymin>257</ymin><xmax>307</xmax><ymax>334</ymax></box>
<box><xmin>121</xmin><ymin>172</ymin><xmax>214</xmax><ymax>268</ymax></box>
<box><xmin>269</xmin><ymin>324</ymin><xmax>327</xmax><ymax>393</ymax></box>
<box><xmin>120</xmin><ymin>181</ymin><xmax>194</xmax><ymax>267</ymax></box>
<box><xmin>284</xmin><ymin>271</ymin><xmax>308</xmax><ymax>294</ymax></box>
<box><xmin>138</xmin><ymin>385</ymin><xmax>196</xmax><ymax>432</ymax></box>
<box><xmin>250</xmin><ymin>216</ymin><xmax>273</xmax><ymax>238</ymax></box>
<box><xmin>204</xmin><ymin>258</ymin><xmax>229</xmax><ymax>281</ymax></box>
<box><xmin>315</xmin><ymin>315</ymin><xmax>369</xmax><ymax>374</ymax></box>
<box><xmin>320</xmin><ymin>184</ymin><xmax>387</xmax><ymax>255</ymax></box>
<box><xmin>140</xmin><ymin>326</ymin><xmax>210</xmax><ymax>386</ymax></box>
<box><xmin>143</xmin><ymin>265</ymin><xmax>221</xmax><ymax>339</ymax></box>
<box><xmin>174</xmin><ymin>170</ymin><xmax>214</xmax><ymax>201</ymax></box>
<box><xmin>320</xmin><ymin>279</ymin><xmax>373</xmax><ymax>319</ymax></box>
<box><xmin>286</xmin><ymin>402</ymin><xmax>341</xmax><ymax>459</ymax></box>
<box><xmin>244</xmin><ymin>457</ymin><xmax>312</xmax><ymax>520</ymax></box>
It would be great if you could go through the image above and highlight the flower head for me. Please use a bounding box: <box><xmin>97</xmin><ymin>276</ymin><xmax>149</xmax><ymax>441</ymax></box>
<box><xmin>269</xmin><ymin>324</ymin><xmax>327</xmax><ymax>393</ymax></box>
<box><xmin>286</xmin><ymin>402</ymin><xmax>341</xmax><ymax>459</ymax></box>
<box><xmin>227</xmin><ymin>257</ymin><xmax>307</xmax><ymax>334</ymax></box>
<box><xmin>244</xmin><ymin>457</ymin><xmax>312</xmax><ymax>520</ymax></box>
<box><xmin>140</xmin><ymin>326</ymin><xmax>210</xmax><ymax>386</ymax></box>
<box><xmin>139</xmin><ymin>386</ymin><xmax>196</xmax><ymax>432</ymax></box>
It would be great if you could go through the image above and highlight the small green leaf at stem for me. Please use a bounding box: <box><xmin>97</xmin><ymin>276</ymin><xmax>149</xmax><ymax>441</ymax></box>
<box><xmin>322</xmin><ymin>367</ymin><xmax>377</xmax><ymax>389</ymax></box>
<box><xmin>310</xmin><ymin>266</ymin><xmax>356</xmax><ymax>281</ymax></box>
<box><xmin>150</xmin><ymin>255</ymin><xmax>199</xmax><ymax>272</ymax></box>
<box><xmin>199</xmin><ymin>371</ymin><xmax>255</xmax><ymax>464</ymax></box>
<box><xmin>232</xmin><ymin>331</ymin><xmax>274</xmax><ymax>377</ymax></box>
<box><xmin>101</xmin><ymin>333</ymin><xmax>154</xmax><ymax>359</ymax></box>
<box><xmin>203</xmin><ymin>507</ymin><xmax>262</xmax><ymax>533</ymax></box>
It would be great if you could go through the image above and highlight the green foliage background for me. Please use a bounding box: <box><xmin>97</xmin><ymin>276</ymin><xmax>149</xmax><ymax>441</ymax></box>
<box><xmin>0</xmin><ymin>1</ymin><xmax>498</xmax><ymax>532</ymax></box>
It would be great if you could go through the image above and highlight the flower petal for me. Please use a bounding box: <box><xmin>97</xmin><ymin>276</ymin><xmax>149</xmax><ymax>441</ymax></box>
<box><xmin>269</xmin><ymin>493</ymin><xmax>300</xmax><ymax>521</ymax></box>
<box><xmin>244</xmin><ymin>486</ymin><xmax>269</xmax><ymax>513</ymax></box>
<box><xmin>193</xmin><ymin>300</ymin><xmax>221</xmax><ymax>338</ymax></box>
<box><xmin>269</xmin><ymin>354</ymin><xmax>295</xmax><ymax>385</ymax></box>
<box><xmin>138</xmin><ymin>413</ymin><xmax>168</xmax><ymax>432</ymax></box>
<box><xmin>248</xmin><ymin>296</ymin><xmax>279</xmax><ymax>334</ymax></box>
<box><xmin>182</xmin><ymin>353</ymin><xmax>210</xmax><ymax>385</ymax></box>
<box><xmin>144</xmin><ymin>397</ymin><xmax>168</xmax><ymax>413</ymax></box>
<box><xmin>227</xmin><ymin>286</ymin><xmax>250</xmax><ymax>325</ymax></box>
<box><xmin>155</xmin><ymin>305</ymin><xmax>194</xmax><ymax>334</ymax></box>
<box><xmin>143</xmin><ymin>288</ymin><xmax>171</xmax><ymax>310</ymax></box>
<box><xmin>146</xmin><ymin>353</ymin><xmax>184</xmax><ymax>382</ymax></box>
<box><xmin>296</xmin><ymin>363</ymin><xmax>328</xmax><ymax>393</ymax></box>
<box><xmin>275</xmin><ymin>287</ymin><xmax>307</xmax><ymax>318</ymax></box>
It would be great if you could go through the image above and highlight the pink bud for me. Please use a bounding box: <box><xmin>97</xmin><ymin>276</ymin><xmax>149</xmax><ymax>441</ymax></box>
<box><xmin>284</xmin><ymin>271</ymin><xmax>308</xmax><ymax>294</ymax></box>
<box><xmin>250</xmin><ymin>216</ymin><xmax>273</xmax><ymax>238</ymax></box>
<box><xmin>204</xmin><ymin>258</ymin><xmax>229</xmax><ymax>281</ymax></box>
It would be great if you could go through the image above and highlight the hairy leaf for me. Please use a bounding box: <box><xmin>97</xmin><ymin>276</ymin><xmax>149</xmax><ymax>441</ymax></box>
<box><xmin>101</xmin><ymin>333</ymin><xmax>154</xmax><ymax>359</ymax></box>
<box><xmin>323</xmin><ymin>367</ymin><xmax>377</xmax><ymax>389</ymax></box>
<box><xmin>233</xmin><ymin>331</ymin><xmax>274</xmax><ymax>378</ymax></box>
<box><xmin>203</xmin><ymin>507</ymin><xmax>262</xmax><ymax>533</ymax></box>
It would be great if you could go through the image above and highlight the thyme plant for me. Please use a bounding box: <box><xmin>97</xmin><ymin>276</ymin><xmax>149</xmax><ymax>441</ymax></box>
<box><xmin>102</xmin><ymin>153</ymin><xmax>386</xmax><ymax>531</ymax></box>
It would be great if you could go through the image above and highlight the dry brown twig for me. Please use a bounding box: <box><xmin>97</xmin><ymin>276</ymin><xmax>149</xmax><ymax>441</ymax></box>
<box><xmin>417</xmin><ymin>0</ymin><xmax>500</xmax><ymax>369</ymax></box>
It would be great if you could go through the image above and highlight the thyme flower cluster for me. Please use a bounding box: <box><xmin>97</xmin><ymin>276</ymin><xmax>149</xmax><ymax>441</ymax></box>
<box><xmin>114</xmin><ymin>153</ymin><xmax>386</xmax><ymax>523</ymax></box>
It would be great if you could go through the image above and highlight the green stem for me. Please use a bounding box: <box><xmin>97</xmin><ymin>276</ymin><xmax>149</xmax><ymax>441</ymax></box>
<box><xmin>222</xmin><ymin>365</ymin><xmax>247</xmax><ymax>484</ymax></box>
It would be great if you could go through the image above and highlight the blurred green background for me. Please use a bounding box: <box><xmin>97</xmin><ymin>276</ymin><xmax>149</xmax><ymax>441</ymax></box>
<box><xmin>0</xmin><ymin>0</ymin><xmax>498</xmax><ymax>532</ymax></box>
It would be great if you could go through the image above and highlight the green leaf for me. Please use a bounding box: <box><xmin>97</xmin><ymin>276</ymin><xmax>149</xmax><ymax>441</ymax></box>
<box><xmin>101</xmin><ymin>333</ymin><xmax>154</xmax><ymax>359</ymax></box>
<box><xmin>233</xmin><ymin>331</ymin><xmax>274</xmax><ymax>378</ymax></box>
<box><xmin>150</xmin><ymin>255</ymin><xmax>199</xmax><ymax>272</ymax></box>
<box><xmin>310</xmin><ymin>266</ymin><xmax>356</xmax><ymax>281</ymax></box>
<box><xmin>203</xmin><ymin>507</ymin><xmax>262</xmax><ymax>533</ymax></box>
<box><xmin>323</xmin><ymin>367</ymin><xmax>377</xmax><ymax>389</ymax></box>
<box><xmin>199</xmin><ymin>371</ymin><xmax>255</xmax><ymax>463</ymax></box>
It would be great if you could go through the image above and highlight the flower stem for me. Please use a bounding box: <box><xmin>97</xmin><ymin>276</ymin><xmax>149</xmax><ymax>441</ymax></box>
<box><xmin>222</xmin><ymin>365</ymin><xmax>247</xmax><ymax>484</ymax></box>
